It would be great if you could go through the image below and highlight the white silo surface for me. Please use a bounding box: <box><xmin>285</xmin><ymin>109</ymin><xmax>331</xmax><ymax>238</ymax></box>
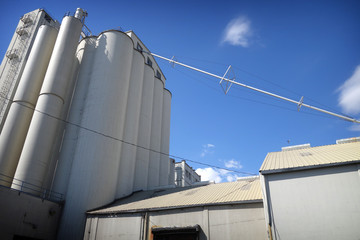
<box><xmin>0</xmin><ymin>25</ymin><xmax>58</xmax><ymax>187</ymax></box>
<box><xmin>51</xmin><ymin>37</ymin><xmax>97</xmax><ymax>196</ymax></box>
<box><xmin>133</xmin><ymin>64</ymin><xmax>155</xmax><ymax>191</ymax></box>
<box><xmin>56</xmin><ymin>31</ymin><xmax>134</xmax><ymax>239</ymax></box>
<box><xmin>116</xmin><ymin>49</ymin><xmax>145</xmax><ymax>198</ymax></box>
<box><xmin>40</xmin><ymin>36</ymin><xmax>86</xmax><ymax>191</ymax></box>
<box><xmin>148</xmin><ymin>77</ymin><xmax>164</xmax><ymax>188</ymax></box>
<box><xmin>12</xmin><ymin>15</ymin><xmax>83</xmax><ymax>193</ymax></box>
<box><xmin>160</xmin><ymin>88</ymin><xmax>172</xmax><ymax>186</ymax></box>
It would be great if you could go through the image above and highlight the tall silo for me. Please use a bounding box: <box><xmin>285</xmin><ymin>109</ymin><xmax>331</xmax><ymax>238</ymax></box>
<box><xmin>57</xmin><ymin>30</ymin><xmax>134</xmax><ymax>239</ymax></box>
<box><xmin>160</xmin><ymin>88</ymin><xmax>172</xmax><ymax>186</ymax></box>
<box><xmin>51</xmin><ymin>36</ymin><xmax>97</xmax><ymax>196</ymax></box>
<box><xmin>116</xmin><ymin>48</ymin><xmax>145</xmax><ymax>198</ymax></box>
<box><xmin>148</xmin><ymin>76</ymin><xmax>164</xmax><ymax>188</ymax></box>
<box><xmin>133</xmin><ymin>64</ymin><xmax>155</xmax><ymax>191</ymax></box>
<box><xmin>12</xmin><ymin>9</ymin><xmax>85</xmax><ymax>193</ymax></box>
<box><xmin>0</xmin><ymin>25</ymin><xmax>58</xmax><ymax>187</ymax></box>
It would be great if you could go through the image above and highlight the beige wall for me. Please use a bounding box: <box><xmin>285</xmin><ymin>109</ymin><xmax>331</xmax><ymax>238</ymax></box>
<box><xmin>0</xmin><ymin>187</ymin><xmax>62</xmax><ymax>240</ymax></box>
<box><xmin>263</xmin><ymin>164</ymin><xmax>360</xmax><ymax>240</ymax></box>
<box><xmin>85</xmin><ymin>202</ymin><xmax>267</xmax><ymax>240</ymax></box>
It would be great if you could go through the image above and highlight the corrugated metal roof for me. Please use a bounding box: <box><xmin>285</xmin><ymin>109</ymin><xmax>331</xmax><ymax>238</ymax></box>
<box><xmin>260</xmin><ymin>141</ymin><xmax>360</xmax><ymax>173</ymax></box>
<box><xmin>89</xmin><ymin>177</ymin><xmax>262</xmax><ymax>215</ymax></box>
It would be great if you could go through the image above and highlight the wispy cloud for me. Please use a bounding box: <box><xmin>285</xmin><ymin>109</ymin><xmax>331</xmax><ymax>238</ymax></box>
<box><xmin>337</xmin><ymin>65</ymin><xmax>360</xmax><ymax>115</ymax></box>
<box><xmin>195</xmin><ymin>167</ymin><xmax>239</xmax><ymax>183</ymax></box>
<box><xmin>224</xmin><ymin>159</ymin><xmax>242</xmax><ymax>169</ymax></box>
<box><xmin>222</xmin><ymin>16</ymin><xmax>252</xmax><ymax>47</ymax></box>
<box><xmin>349</xmin><ymin>124</ymin><xmax>360</xmax><ymax>132</ymax></box>
<box><xmin>200</xmin><ymin>143</ymin><xmax>215</xmax><ymax>157</ymax></box>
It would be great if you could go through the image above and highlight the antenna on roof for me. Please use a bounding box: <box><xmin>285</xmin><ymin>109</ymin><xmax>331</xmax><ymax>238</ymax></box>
<box><xmin>146</xmin><ymin>52</ymin><xmax>360</xmax><ymax>124</ymax></box>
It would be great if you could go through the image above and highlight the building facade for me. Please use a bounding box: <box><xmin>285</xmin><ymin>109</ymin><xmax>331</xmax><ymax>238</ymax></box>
<box><xmin>260</xmin><ymin>139</ymin><xmax>360</xmax><ymax>240</ymax></box>
<box><xmin>84</xmin><ymin>178</ymin><xmax>267</xmax><ymax>240</ymax></box>
<box><xmin>0</xmin><ymin>8</ymin><xmax>172</xmax><ymax>239</ymax></box>
<box><xmin>175</xmin><ymin>160</ymin><xmax>201</xmax><ymax>187</ymax></box>
<box><xmin>0</xmin><ymin>9</ymin><xmax>59</xmax><ymax>133</ymax></box>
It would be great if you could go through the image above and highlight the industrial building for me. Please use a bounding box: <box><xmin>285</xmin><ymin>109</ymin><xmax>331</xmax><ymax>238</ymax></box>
<box><xmin>175</xmin><ymin>160</ymin><xmax>201</xmax><ymax>187</ymax></box>
<box><xmin>1</xmin><ymin>7</ymin><xmax>360</xmax><ymax>240</ymax></box>
<box><xmin>84</xmin><ymin>177</ymin><xmax>266</xmax><ymax>240</ymax></box>
<box><xmin>0</xmin><ymin>9</ymin><xmax>59</xmax><ymax>133</ymax></box>
<box><xmin>260</xmin><ymin>138</ymin><xmax>360</xmax><ymax>239</ymax></box>
<box><xmin>0</xmin><ymin>8</ymin><xmax>172</xmax><ymax>239</ymax></box>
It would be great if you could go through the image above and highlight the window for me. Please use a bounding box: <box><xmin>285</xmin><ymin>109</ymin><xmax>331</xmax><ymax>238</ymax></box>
<box><xmin>44</xmin><ymin>13</ymin><xmax>52</xmax><ymax>23</ymax></box>
<box><xmin>147</xmin><ymin>57</ymin><xmax>153</xmax><ymax>67</ymax></box>
<box><xmin>156</xmin><ymin>70</ymin><xmax>161</xmax><ymax>79</ymax></box>
<box><xmin>136</xmin><ymin>42</ymin><xmax>143</xmax><ymax>52</ymax></box>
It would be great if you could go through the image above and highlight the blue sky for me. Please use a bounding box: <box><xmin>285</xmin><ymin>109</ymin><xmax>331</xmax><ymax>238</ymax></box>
<box><xmin>1</xmin><ymin>0</ymin><xmax>360</xmax><ymax>183</ymax></box>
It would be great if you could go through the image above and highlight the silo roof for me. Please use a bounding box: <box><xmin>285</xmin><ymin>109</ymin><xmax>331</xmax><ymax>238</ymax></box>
<box><xmin>260</xmin><ymin>141</ymin><xmax>360</xmax><ymax>174</ymax></box>
<box><xmin>88</xmin><ymin>177</ymin><xmax>262</xmax><ymax>215</ymax></box>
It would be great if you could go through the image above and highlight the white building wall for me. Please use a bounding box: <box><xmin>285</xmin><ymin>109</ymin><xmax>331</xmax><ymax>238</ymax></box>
<box><xmin>84</xmin><ymin>203</ymin><xmax>267</xmax><ymax>240</ymax></box>
<box><xmin>263</xmin><ymin>164</ymin><xmax>360</xmax><ymax>240</ymax></box>
<box><xmin>175</xmin><ymin>160</ymin><xmax>201</xmax><ymax>187</ymax></box>
<box><xmin>84</xmin><ymin>215</ymin><xmax>143</xmax><ymax>240</ymax></box>
<box><xmin>0</xmin><ymin>9</ymin><xmax>59</xmax><ymax>132</ymax></box>
<box><xmin>57</xmin><ymin>30</ymin><xmax>134</xmax><ymax>240</ymax></box>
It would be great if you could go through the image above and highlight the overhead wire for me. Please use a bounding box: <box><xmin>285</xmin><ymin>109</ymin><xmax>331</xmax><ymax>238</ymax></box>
<box><xmin>0</xmin><ymin>94</ymin><xmax>258</xmax><ymax>177</ymax></box>
<box><xmin>165</xmin><ymin>59</ymin><xmax>343</xmax><ymax>122</ymax></box>
<box><xmin>163</xmin><ymin>54</ymin><xmax>349</xmax><ymax>119</ymax></box>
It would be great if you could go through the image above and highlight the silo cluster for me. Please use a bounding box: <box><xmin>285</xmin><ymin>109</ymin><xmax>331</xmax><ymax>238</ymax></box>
<box><xmin>0</xmin><ymin>8</ymin><xmax>172</xmax><ymax>239</ymax></box>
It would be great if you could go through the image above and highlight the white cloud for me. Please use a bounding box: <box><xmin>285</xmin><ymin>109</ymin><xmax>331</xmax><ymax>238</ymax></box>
<box><xmin>348</xmin><ymin>124</ymin><xmax>360</xmax><ymax>132</ymax></box>
<box><xmin>222</xmin><ymin>16</ymin><xmax>252</xmax><ymax>47</ymax></box>
<box><xmin>337</xmin><ymin>65</ymin><xmax>360</xmax><ymax>115</ymax></box>
<box><xmin>200</xmin><ymin>143</ymin><xmax>215</xmax><ymax>157</ymax></box>
<box><xmin>196</xmin><ymin>167</ymin><xmax>239</xmax><ymax>183</ymax></box>
<box><xmin>224</xmin><ymin>159</ymin><xmax>242</xmax><ymax>169</ymax></box>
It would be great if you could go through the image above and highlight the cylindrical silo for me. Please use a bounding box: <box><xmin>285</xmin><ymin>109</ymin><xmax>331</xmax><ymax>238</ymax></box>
<box><xmin>116</xmin><ymin>49</ymin><xmax>145</xmax><ymax>198</ymax></box>
<box><xmin>159</xmin><ymin>88</ymin><xmax>172</xmax><ymax>186</ymax></box>
<box><xmin>57</xmin><ymin>30</ymin><xmax>134</xmax><ymax>240</ymax></box>
<box><xmin>12</xmin><ymin>13</ymin><xmax>84</xmax><ymax>193</ymax></box>
<box><xmin>51</xmin><ymin>36</ymin><xmax>96</xmax><ymax>196</ymax></box>
<box><xmin>148</xmin><ymin>76</ymin><xmax>164</xmax><ymax>188</ymax></box>
<box><xmin>0</xmin><ymin>25</ymin><xmax>58</xmax><ymax>187</ymax></box>
<box><xmin>133</xmin><ymin>64</ymin><xmax>155</xmax><ymax>191</ymax></box>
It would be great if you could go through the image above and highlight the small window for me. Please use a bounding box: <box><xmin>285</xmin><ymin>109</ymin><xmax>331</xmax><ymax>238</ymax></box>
<box><xmin>136</xmin><ymin>43</ymin><xmax>143</xmax><ymax>52</ymax></box>
<box><xmin>146</xmin><ymin>57</ymin><xmax>152</xmax><ymax>67</ymax></box>
<box><xmin>44</xmin><ymin>13</ymin><xmax>52</xmax><ymax>23</ymax></box>
<box><xmin>156</xmin><ymin>70</ymin><xmax>161</xmax><ymax>79</ymax></box>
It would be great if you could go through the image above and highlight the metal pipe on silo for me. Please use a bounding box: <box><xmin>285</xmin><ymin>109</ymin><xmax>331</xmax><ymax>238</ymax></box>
<box><xmin>159</xmin><ymin>88</ymin><xmax>172</xmax><ymax>186</ymax></box>
<box><xmin>116</xmin><ymin>49</ymin><xmax>145</xmax><ymax>198</ymax></box>
<box><xmin>57</xmin><ymin>31</ymin><xmax>133</xmax><ymax>240</ymax></box>
<box><xmin>12</xmin><ymin>11</ymin><xmax>85</xmax><ymax>193</ymax></box>
<box><xmin>0</xmin><ymin>25</ymin><xmax>58</xmax><ymax>187</ymax></box>
<box><xmin>51</xmin><ymin>36</ymin><xmax>96</xmax><ymax>195</ymax></box>
<box><xmin>133</xmin><ymin>65</ymin><xmax>155</xmax><ymax>192</ymax></box>
<box><xmin>148</xmin><ymin>77</ymin><xmax>164</xmax><ymax>188</ymax></box>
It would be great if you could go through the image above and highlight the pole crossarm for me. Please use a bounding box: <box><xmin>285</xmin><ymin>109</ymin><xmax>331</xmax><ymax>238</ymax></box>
<box><xmin>149</xmin><ymin>52</ymin><xmax>360</xmax><ymax>124</ymax></box>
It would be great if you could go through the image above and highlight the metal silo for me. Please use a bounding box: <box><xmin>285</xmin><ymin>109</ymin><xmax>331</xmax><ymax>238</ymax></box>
<box><xmin>133</xmin><ymin>64</ymin><xmax>155</xmax><ymax>191</ymax></box>
<box><xmin>160</xmin><ymin>88</ymin><xmax>172</xmax><ymax>186</ymax></box>
<box><xmin>148</xmin><ymin>76</ymin><xmax>164</xmax><ymax>188</ymax></box>
<box><xmin>12</xmin><ymin>10</ymin><xmax>85</xmax><ymax>193</ymax></box>
<box><xmin>116</xmin><ymin>49</ymin><xmax>145</xmax><ymax>198</ymax></box>
<box><xmin>57</xmin><ymin>30</ymin><xmax>134</xmax><ymax>239</ymax></box>
<box><xmin>0</xmin><ymin>25</ymin><xmax>58</xmax><ymax>187</ymax></box>
<box><xmin>51</xmin><ymin>36</ymin><xmax>97</xmax><ymax>195</ymax></box>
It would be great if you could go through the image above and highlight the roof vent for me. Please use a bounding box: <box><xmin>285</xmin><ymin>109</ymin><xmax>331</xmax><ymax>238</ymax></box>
<box><xmin>336</xmin><ymin>137</ymin><xmax>360</xmax><ymax>144</ymax></box>
<box><xmin>282</xmin><ymin>143</ymin><xmax>311</xmax><ymax>151</ymax></box>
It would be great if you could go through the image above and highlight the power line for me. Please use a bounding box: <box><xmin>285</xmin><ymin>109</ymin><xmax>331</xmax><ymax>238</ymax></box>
<box><xmin>0</xmin><ymin>94</ymin><xmax>258</xmax><ymax>176</ymax></box>
<box><xmin>149</xmin><ymin>52</ymin><xmax>360</xmax><ymax>124</ymax></box>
